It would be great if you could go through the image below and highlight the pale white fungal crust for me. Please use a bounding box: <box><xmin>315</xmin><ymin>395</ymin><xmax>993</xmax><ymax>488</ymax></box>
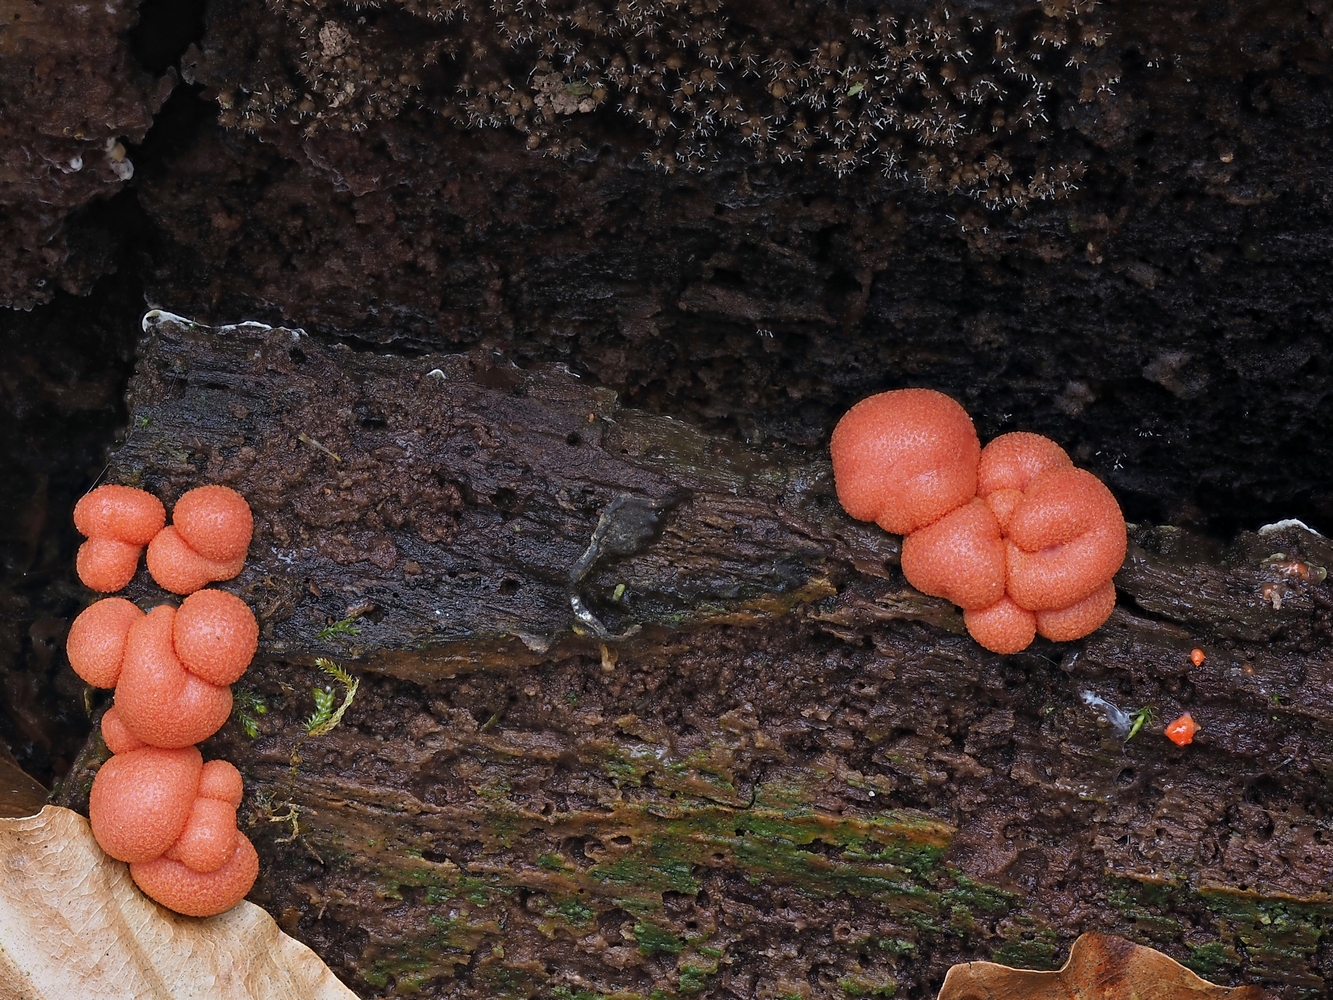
<box><xmin>1258</xmin><ymin>518</ymin><xmax>1323</xmax><ymax>537</ymax></box>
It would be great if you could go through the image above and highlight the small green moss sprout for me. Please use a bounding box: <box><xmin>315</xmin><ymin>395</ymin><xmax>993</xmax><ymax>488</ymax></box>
<box><xmin>306</xmin><ymin>658</ymin><xmax>358</xmax><ymax>736</ymax></box>
<box><xmin>232</xmin><ymin>686</ymin><xmax>268</xmax><ymax>738</ymax></box>
<box><xmin>316</xmin><ymin>616</ymin><xmax>362</xmax><ymax>642</ymax></box>
<box><xmin>1126</xmin><ymin>706</ymin><xmax>1154</xmax><ymax>741</ymax></box>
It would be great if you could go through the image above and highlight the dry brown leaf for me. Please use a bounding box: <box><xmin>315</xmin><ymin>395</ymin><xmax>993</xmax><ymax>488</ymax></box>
<box><xmin>0</xmin><ymin>804</ymin><xmax>359</xmax><ymax>999</ymax></box>
<box><xmin>938</xmin><ymin>931</ymin><xmax>1267</xmax><ymax>1000</ymax></box>
<box><xmin>0</xmin><ymin>752</ymin><xmax>47</xmax><ymax>819</ymax></box>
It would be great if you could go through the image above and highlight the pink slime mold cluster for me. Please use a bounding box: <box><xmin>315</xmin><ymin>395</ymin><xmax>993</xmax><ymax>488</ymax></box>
<box><xmin>830</xmin><ymin>389</ymin><xmax>1126</xmax><ymax>653</ymax></box>
<box><xmin>67</xmin><ymin>484</ymin><xmax>260</xmax><ymax>917</ymax></box>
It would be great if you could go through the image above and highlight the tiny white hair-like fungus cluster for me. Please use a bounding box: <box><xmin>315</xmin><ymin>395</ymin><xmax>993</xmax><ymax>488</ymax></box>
<box><xmin>210</xmin><ymin>0</ymin><xmax>1117</xmax><ymax>209</ymax></box>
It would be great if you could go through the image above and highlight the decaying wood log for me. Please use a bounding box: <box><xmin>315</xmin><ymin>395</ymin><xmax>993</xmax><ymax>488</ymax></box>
<box><xmin>59</xmin><ymin>314</ymin><xmax>1333</xmax><ymax>999</ymax></box>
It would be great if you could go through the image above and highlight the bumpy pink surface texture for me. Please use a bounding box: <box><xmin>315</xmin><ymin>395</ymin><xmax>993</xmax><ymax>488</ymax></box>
<box><xmin>146</xmin><ymin>525</ymin><xmax>246</xmax><ymax>595</ymax></box>
<box><xmin>963</xmin><ymin>596</ymin><xmax>1038</xmax><ymax>655</ymax></box>
<box><xmin>67</xmin><ymin>597</ymin><xmax>143</xmax><ymax>688</ymax></box>
<box><xmin>89</xmin><ymin>746</ymin><xmax>202</xmax><ymax>863</ymax></box>
<box><xmin>173</xmin><ymin>485</ymin><xmax>254</xmax><ymax>564</ymax></box>
<box><xmin>1005</xmin><ymin>466</ymin><xmax>1127</xmax><ymax>613</ymax></box>
<box><xmin>114</xmin><ymin>606</ymin><xmax>233</xmax><ymax>749</ymax></box>
<box><xmin>131</xmin><ymin>832</ymin><xmax>259</xmax><ymax>918</ymax></box>
<box><xmin>830</xmin><ymin>389</ymin><xmax>980</xmax><ymax>536</ymax></box>
<box><xmin>900</xmin><ymin>499</ymin><xmax>1006</xmax><ymax>611</ymax></box>
<box><xmin>173</xmin><ymin>589</ymin><xmax>258</xmax><ymax>686</ymax></box>
<box><xmin>74</xmin><ymin>486</ymin><xmax>166</xmax><ymax>546</ymax></box>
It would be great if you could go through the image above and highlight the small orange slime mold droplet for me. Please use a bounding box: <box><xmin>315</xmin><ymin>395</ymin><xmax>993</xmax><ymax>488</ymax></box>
<box><xmin>1190</xmin><ymin>648</ymin><xmax>1206</xmax><ymax>666</ymax></box>
<box><xmin>1165</xmin><ymin>713</ymin><xmax>1199</xmax><ymax>746</ymax></box>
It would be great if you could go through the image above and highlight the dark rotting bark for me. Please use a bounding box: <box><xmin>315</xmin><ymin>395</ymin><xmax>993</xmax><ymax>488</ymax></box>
<box><xmin>55</xmin><ymin>316</ymin><xmax>1333</xmax><ymax>999</ymax></box>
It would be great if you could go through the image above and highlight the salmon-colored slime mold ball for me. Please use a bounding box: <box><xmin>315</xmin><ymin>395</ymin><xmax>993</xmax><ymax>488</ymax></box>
<box><xmin>89</xmin><ymin>746</ymin><xmax>202</xmax><ymax>863</ymax></box>
<box><xmin>67</xmin><ymin>597</ymin><xmax>143</xmax><ymax>688</ymax></box>
<box><xmin>830</xmin><ymin>389</ymin><xmax>980</xmax><ymax>536</ymax></box>
<box><xmin>131</xmin><ymin>832</ymin><xmax>259</xmax><ymax>918</ymax></box>
<box><xmin>963</xmin><ymin>597</ymin><xmax>1038</xmax><ymax>655</ymax></box>
<box><xmin>100</xmin><ymin>705</ymin><xmax>147</xmax><ymax>755</ymax></box>
<box><xmin>164</xmin><ymin>797</ymin><xmax>240</xmax><ymax>874</ymax></box>
<box><xmin>900</xmin><ymin>499</ymin><xmax>1007</xmax><ymax>611</ymax></box>
<box><xmin>1035</xmin><ymin>580</ymin><xmax>1117</xmax><ymax>642</ymax></box>
<box><xmin>197</xmin><ymin>759</ymin><xmax>244</xmax><ymax>806</ymax></box>
<box><xmin>74</xmin><ymin>486</ymin><xmax>166</xmax><ymax>546</ymax></box>
<box><xmin>1005</xmin><ymin>467</ymin><xmax>1127</xmax><ymax>612</ymax></box>
<box><xmin>174</xmin><ymin>589</ymin><xmax>258</xmax><ymax>686</ymax></box>
<box><xmin>977</xmin><ymin>432</ymin><xmax>1072</xmax><ymax>496</ymax></box>
<box><xmin>146</xmin><ymin>526</ymin><xmax>246</xmax><ymax>595</ymax></box>
<box><xmin>173</xmin><ymin>485</ymin><xmax>253</xmax><ymax>565</ymax></box>
<box><xmin>115</xmin><ymin>606</ymin><xmax>233</xmax><ymax>749</ymax></box>
<box><xmin>76</xmin><ymin>538</ymin><xmax>143</xmax><ymax>593</ymax></box>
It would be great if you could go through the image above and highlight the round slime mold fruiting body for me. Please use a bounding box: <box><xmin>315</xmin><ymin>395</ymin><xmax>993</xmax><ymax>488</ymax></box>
<box><xmin>830</xmin><ymin>388</ymin><xmax>980</xmax><ymax>535</ymax></box>
<box><xmin>173</xmin><ymin>589</ymin><xmax>258</xmax><ymax>686</ymax></box>
<box><xmin>900</xmin><ymin>499</ymin><xmax>1006</xmax><ymax>610</ymax></box>
<box><xmin>73</xmin><ymin>486</ymin><xmax>166</xmax><ymax>592</ymax></box>
<box><xmin>977</xmin><ymin>432</ymin><xmax>1072</xmax><ymax>495</ymax></box>
<box><xmin>100</xmin><ymin>705</ymin><xmax>147</xmax><ymax>754</ymax></box>
<box><xmin>173</xmin><ymin>485</ymin><xmax>253</xmax><ymax>564</ymax></box>
<box><xmin>74</xmin><ymin>486</ymin><xmax>167</xmax><ymax>545</ymax></box>
<box><xmin>76</xmin><ymin>539</ymin><xmax>145</xmax><ymax>594</ymax></box>
<box><xmin>963</xmin><ymin>596</ymin><xmax>1038</xmax><ymax>655</ymax></box>
<box><xmin>197</xmin><ymin>758</ymin><xmax>244</xmax><ymax>804</ymax></box>
<box><xmin>146</xmin><ymin>526</ymin><xmax>247</xmax><ymax>596</ymax></box>
<box><xmin>1005</xmin><ymin>466</ymin><xmax>1126</xmax><ymax>613</ymax></box>
<box><xmin>67</xmin><ymin>598</ymin><xmax>143</xmax><ymax>688</ymax></box>
<box><xmin>165</xmin><ymin>798</ymin><xmax>239</xmax><ymax>873</ymax></box>
<box><xmin>163</xmin><ymin>760</ymin><xmax>244</xmax><ymax>874</ymax></box>
<box><xmin>114</xmin><ymin>606</ymin><xmax>233</xmax><ymax>749</ymax></box>
<box><xmin>89</xmin><ymin>746</ymin><xmax>202</xmax><ymax>863</ymax></box>
<box><xmin>131</xmin><ymin>832</ymin><xmax>259</xmax><ymax>918</ymax></box>
<box><xmin>1035</xmin><ymin>579</ymin><xmax>1117</xmax><ymax>642</ymax></box>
